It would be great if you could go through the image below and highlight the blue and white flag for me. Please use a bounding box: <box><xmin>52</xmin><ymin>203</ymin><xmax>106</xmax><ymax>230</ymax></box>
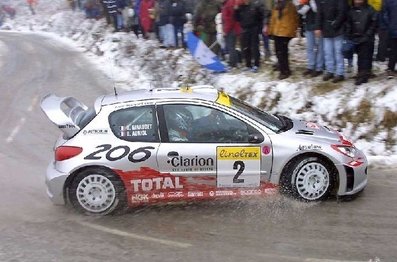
<box><xmin>187</xmin><ymin>32</ymin><xmax>226</xmax><ymax>73</ymax></box>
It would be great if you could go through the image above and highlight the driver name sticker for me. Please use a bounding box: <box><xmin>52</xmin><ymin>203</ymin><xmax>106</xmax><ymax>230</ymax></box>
<box><xmin>216</xmin><ymin>147</ymin><xmax>261</xmax><ymax>188</ymax></box>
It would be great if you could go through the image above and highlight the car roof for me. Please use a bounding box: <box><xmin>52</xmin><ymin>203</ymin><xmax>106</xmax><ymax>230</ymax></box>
<box><xmin>100</xmin><ymin>85</ymin><xmax>223</xmax><ymax>106</ymax></box>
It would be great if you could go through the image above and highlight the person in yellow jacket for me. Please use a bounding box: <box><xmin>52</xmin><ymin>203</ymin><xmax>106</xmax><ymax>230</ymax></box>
<box><xmin>266</xmin><ymin>0</ymin><xmax>298</xmax><ymax>79</ymax></box>
<box><xmin>368</xmin><ymin>0</ymin><xmax>381</xmax><ymax>11</ymax></box>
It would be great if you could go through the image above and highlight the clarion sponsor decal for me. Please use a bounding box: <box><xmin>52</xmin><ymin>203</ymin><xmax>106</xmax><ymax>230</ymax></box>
<box><xmin>130</xmin><ymin>177</ymin><xmax>183</xmax><ymax>192</ymax></box>
<box><xmin>167</xmin><ymin>156</ymin><xmax>214</xmax><ymax>167</ymax></box>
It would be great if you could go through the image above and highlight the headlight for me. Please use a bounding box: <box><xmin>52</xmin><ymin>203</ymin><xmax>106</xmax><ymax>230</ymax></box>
<box><xmin>331</xmin><ymin>145</ymin><xmax>357</xmax><ymax>158</ymax></box>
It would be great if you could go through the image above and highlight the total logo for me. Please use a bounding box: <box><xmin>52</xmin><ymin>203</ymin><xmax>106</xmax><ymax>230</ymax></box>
<box><xmin>131</xmin><ymin>194</ymin><xmax>149</xmax><ymax>202</ymax></box>
<box><xmin>240</xmin><ymin>189</ymin><xmax>262</xmax><ymax>196</ymax></box>
<box><xmin>130</xmin><ymin>177</ymin><xmax>183</xmax><ymax>192</ymax></box>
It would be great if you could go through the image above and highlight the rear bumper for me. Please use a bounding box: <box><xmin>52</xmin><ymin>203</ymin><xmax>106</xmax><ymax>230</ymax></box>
<box><xmin>45</xmin><ymin>162</ymin><xmax>68</xmax><ymax>205</ymax></box>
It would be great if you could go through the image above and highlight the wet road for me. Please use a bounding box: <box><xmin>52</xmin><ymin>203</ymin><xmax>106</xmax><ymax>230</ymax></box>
<box><xmin>0</xmin><ymin>32</ymin><xmax>396</xmax><ymax>262</ymax></box>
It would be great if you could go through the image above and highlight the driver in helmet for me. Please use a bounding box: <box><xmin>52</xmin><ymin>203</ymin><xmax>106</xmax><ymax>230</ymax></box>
<box><xmin>166</xmin><ymin>108</ymin><xmax>192</xmax><ymax>142</ymax></box>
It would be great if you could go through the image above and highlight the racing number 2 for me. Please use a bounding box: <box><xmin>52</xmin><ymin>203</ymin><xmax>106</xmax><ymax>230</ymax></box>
<box><xmin>84</xmin><ymin>144</ymin><xmax>155</xmax><ymax>163</ymax></box>
<box><xmin>233</xmin><ymin>161</ymin><xmax>245</xmax><ymax>183</ymax></box>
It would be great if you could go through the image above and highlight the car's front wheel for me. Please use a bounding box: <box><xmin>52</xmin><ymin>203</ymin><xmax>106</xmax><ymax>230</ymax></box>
<box><xmin>280</xmin><ymin>156</ymin><xmax>336</xmax><ymax>201</ymax></box>
<box><xmin>69</xmin><ymin>168</ymin><xmax>126</xmax><ymax>215</ymax></box>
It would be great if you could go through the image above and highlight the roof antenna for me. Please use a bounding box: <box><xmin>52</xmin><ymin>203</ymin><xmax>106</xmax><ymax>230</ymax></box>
<box><xmin>108</xmin><ymin>57</ymin><xmax>118</xmax><ymax>97</ymax></box>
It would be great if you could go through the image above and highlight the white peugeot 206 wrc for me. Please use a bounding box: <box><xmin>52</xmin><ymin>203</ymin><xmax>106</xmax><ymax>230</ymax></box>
<box><xmin>40</xmin><ymin>86</ymin><xmax>368</xmax><ymax>215</ymax></box>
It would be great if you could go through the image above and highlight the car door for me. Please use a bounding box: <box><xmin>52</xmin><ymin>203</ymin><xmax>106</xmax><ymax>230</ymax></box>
<box><xmin>156</xmin><ymin>102</ymin><xmax>273</xmax><ymax>199</ymax></box>
<box><xmin>104</xmin><ymin>103</ymin><xmax>162</xmax><ymax>203</ymax></box>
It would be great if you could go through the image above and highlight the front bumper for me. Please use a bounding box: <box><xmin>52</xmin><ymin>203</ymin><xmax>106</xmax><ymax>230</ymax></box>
<box><xmin>336</xmin><ymin>160</ymin><xmax>368</xmax><ymax>196</ymax></box>
<box><xmin>45</xmin><ymin>162</ymin><xmax>68</xmax><ymax>205</ymax></box>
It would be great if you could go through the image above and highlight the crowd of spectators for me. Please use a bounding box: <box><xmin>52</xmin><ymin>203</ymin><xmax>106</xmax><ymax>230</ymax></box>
<box><xmin>67</xmin><ymin>0</ymin><xmax>397</xmax><ymax>85</ymax></box>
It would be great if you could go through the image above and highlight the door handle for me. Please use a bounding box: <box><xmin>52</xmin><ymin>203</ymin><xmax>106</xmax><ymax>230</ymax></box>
<box><xmin>167</xmin><ymin>151</ymin><xmax>179</xmax><ymax>157</ymax></box>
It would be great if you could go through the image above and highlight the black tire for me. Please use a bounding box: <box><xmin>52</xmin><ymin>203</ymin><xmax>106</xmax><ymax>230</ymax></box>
<box><xmin>69</xmin><ymin>167</ymin><xmax>127</xmax><ymax>215</ymax></box>
<box><xmin>280</xmin><ymin>156</ymin><xmax>337</xmax><ymax>201</ymax></box>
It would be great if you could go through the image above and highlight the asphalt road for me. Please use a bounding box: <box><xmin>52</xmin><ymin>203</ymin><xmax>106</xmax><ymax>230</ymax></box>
<box><xmin>0</xmin><ymin>32</ymin><xmax>396</xmax><ymax>262</ymax></box>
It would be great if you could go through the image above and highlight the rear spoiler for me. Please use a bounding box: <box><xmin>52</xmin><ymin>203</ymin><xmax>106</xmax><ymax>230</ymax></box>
<box><xmin>40</xmin><ymin>94</ymin><xmax>90</xmax><ymax>138</ymax></box>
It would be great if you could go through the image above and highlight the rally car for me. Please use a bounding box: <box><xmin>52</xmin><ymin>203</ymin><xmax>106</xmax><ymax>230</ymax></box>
<box><xmin>40</xmin><ymin>86</ymin><xmax>368</xmax><ymax>215</ymax></box>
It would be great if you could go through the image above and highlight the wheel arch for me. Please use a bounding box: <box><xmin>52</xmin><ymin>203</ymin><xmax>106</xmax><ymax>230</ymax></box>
<box><xmin>63</xmin><ymin>165</ymin><xmax>121</xmax><ymax>205</ymax></box>
<box><xmin>280</xmin><ymin>152</ymin><xmax>340</xmax><ymax>195</ymax></box>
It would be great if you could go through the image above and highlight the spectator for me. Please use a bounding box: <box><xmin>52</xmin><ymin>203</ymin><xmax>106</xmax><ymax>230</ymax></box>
<box><xmin>27</xmin><ymin>0</ymin><xmax>38</xmax><ymax>15</ymax></box>
<box><xmin>116</xmin><ymin>0</ymin><xmax>128</xmax><ymax>31</ymax></box>
<box><xmin>262</xmin><ymin>0</ymin><xmax>273</xmax><ymax>60</ymax></box>
<box><xmin>156</xmin><ymin>0</ymin><xmax>175</xmax><ymax>47</ymax></box>
<box><xmin>382</xmin><ymin>0</ymin><xmax>397</xmax><ymax>78</ymax></box>
<box><xmin>84</xmin><ymin>0</ymin><xmax>101</xmax><ymax>19</ymax></box>
<box><xmin>215</xmin><ymin>12</ymin><xmax>227</xmax><ymax>57</ymax></box>
<box><xmin>315</xmin><ymin>0</ymin><xmax>349</xmax><ymax>83</ymax></box>
<box><xmin>367</xmin><ymin>0</ymin><xmax>381</xmax><ymax>75</ymax></box>
<box><xmin>184</xmin><ymin>0</ymin><xmax>197</xmax><ymax>13</ymax></box>
<box><xmin>183</xmin><ymin>12</ymin><xmax>194</xmax><ymax>44</ymax></box>
<box><xmin>1</xmin><ymin>5</ymin><xmax>16</xmax><ymax>19</ymax></box>
<box><xmin>140</xmin><ymin>0</ymin><xmax>156</xmax><ymax>38</ymax></box>
<box><xmin>222</xmin><ymin>0</ymin><xmax>242</xmax><ymax>68</ymax></box>
<box><xmin>346</xmin><ymin>0</ymin><xmax>377</xmax><ymax>85</ymax></box>
<box><xmin>0</xmin><ymin>9</ymin><xmax>5</xmax><ymax>26</ymax></box>
<box><xmin>103</xmin><ymin>0</ymin><xmax>119</xmax><ymax>31</ymax></box>
<box><xmin>298</xmin><ymin>0</ymin><xmax>324</xmax><ymax>77</ymax></box>
<box><xmin>268</xmin><ymin>0</ymin><xmax>298</xmax><ymax>79</ymax></box>
<box><xmin>133</xmin><ymin>0</ymin><xmax>143</xmax><ymax>36</ymax></box>
<box><xmin>193</xmin><ymin>0</ymin><xmax>221</xmax><ymax>54</ymax></box>
<box><xmin>376</xmin><ymin>3</ymin><xmax>390</xmax><ymax>62</ymax></box>
<box><xmin>124</xmin><ymin>0</ymin><xmax>140</xmax><ymax>37</ymax></box>
<box><xmin>170</xmin><ymin>0</ymin><xmax>187</xmax><ymax>48</ymax></box>
<box><xmin>235</xmin><ymin>0</ymin><xmax>265</xmax><ymax>73</ymax></box>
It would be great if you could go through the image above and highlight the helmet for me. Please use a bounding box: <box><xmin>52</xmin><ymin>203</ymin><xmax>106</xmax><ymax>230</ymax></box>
<box><xmin>166</xmin><ymin>107</ymin><xmax>193</xmax><ymax>133</ymax></box>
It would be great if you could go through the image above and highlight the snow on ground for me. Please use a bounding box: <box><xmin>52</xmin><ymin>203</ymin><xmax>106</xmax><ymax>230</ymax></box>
<box><xmin>1</xmin><ymin>0</ymin><xmax>397</xmax><ymax>167</ymax></box>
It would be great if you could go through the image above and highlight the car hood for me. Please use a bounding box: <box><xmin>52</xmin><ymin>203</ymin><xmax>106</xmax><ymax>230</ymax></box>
<box><xmin>285</xmin><ymin>119</ymin><xmax>341</xmax><ymax>143</ymax></box>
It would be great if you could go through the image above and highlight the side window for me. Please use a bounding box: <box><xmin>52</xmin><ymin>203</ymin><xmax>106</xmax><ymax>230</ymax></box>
<box><xmin>109</xmin><ymin>106</ymin><xmax>159</xmax><ymax>142</ymax></box>
<box><xmin>163</xmin><ymin>104</ymin><xmax>252</xmax><ymax>143</ymax></box>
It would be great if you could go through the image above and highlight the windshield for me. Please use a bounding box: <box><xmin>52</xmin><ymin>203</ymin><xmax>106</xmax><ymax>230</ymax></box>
<box><xmin>229</xmin><ymin>97</ymin><xmax>286</xmax><ymax>133</ymax></box>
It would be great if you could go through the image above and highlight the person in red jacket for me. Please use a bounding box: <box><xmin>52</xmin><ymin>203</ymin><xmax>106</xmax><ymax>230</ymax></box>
<box><xmin>140</xmin><ymin>0</ymin><xmax>155</xmax><ymax>38</ymax></box>
<box><xmin>27</xmin><ymin>0</ymin><xmax>38</xmax><ymax>14</ymax></box>
<box><xmin>222</xmin><ymin>0</ymin><xmax>242</xmax><ymax>68</ymax></box>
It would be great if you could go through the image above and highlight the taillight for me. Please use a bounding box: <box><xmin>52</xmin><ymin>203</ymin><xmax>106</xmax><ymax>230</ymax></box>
<box><xmin>55</xmin><ymin>146</ymin><xmax>83</xmax><ymax>161</ymax></box>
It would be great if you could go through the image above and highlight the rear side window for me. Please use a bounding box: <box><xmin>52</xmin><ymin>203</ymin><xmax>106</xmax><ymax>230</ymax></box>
<box><xmin>78</xmin><ymin>107</ymin><xmax>97</xmax><ymax>129</ymax></box>
<box><xmin>109</xmin><ymin>106</ymin><xmax>159</xmax><ymax>142</ymax></box>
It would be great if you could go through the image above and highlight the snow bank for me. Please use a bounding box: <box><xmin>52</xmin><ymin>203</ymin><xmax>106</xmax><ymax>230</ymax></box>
<box><xmin>1</xmin><ymin>0</ymin><xmax>397</xmax><ymax>166</ymax></box>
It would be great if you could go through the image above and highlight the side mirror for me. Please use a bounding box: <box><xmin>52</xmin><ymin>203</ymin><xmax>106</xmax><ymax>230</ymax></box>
<box><xmin>248</xmin><ymin>133</ymin><xmax>264</xmax><ymax>144</ymax></box>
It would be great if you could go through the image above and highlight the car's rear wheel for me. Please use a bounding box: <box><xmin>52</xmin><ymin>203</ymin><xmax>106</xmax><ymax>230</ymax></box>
<box><xmin>280</xmin><ymin>156</ymin><xmax>336</xmax><ymax>201</ymax></box>
<box><xmin>69</xmin><ymin>168</ymin><xmax>126</xmax><ymax>215</ymax></box>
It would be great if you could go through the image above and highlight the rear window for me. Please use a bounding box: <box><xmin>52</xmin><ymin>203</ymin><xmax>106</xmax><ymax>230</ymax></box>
<box><xmin>109</xmin><ymin>106</ymin><xmax>159</xmax><ymax>142</ymax></box>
